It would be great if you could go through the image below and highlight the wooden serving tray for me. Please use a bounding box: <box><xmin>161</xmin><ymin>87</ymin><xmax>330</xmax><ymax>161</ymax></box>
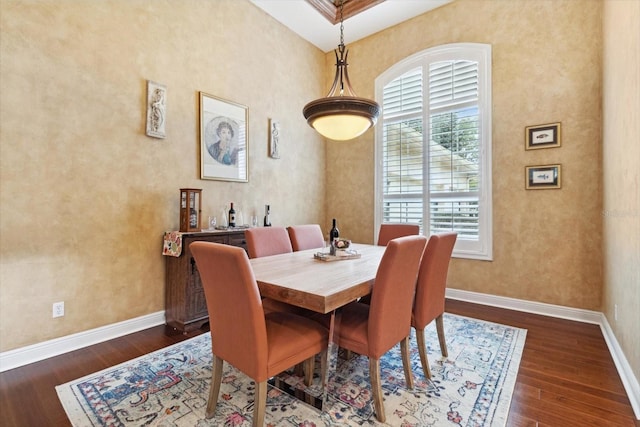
<box><xmin>313</xmin><ymin>250</ymin><xmax>361</xmax><ymax>262</ymax></box>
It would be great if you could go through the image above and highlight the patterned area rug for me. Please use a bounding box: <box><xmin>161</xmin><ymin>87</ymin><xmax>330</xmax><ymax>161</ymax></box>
<box><xmin>56</xmin><ymin>313</ymin><xmax>526</xmax><ymax>426</ymax></box>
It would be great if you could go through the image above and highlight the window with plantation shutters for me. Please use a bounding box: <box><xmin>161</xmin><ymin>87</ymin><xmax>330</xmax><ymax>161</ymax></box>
<box><xmin>375</xmin><ymin>44</ymin><xmax>492</xmax><ymax>260</ymax></box>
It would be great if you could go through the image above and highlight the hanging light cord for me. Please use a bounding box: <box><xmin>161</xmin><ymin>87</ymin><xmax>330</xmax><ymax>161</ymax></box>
<box><xmin>301</xmin><ymin>0</ymin><xmax>380</xmax><ymax>141</ymax></box>
<box><xmin>337</xmin><ymin>0</ymin><xmax>346</xmax><ymax>95</ymax></box>
<box><xmin>339</xmin><ymin>0</ymin><xmax>344</xmax><ymax>47</ymax></box>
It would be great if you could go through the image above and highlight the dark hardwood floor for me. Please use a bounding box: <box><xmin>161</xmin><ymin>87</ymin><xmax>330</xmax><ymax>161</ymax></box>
<box><xmin>1</xmin><ymin>299</ymin><xmax>637</xmax><ymax>426</ymax></box>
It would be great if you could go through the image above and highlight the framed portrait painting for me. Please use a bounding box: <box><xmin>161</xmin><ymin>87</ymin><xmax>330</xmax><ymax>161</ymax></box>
<box><xmin>200</xmin><ymin>92</ymin><xmax>249</xmax><ymax>182</ymax></box>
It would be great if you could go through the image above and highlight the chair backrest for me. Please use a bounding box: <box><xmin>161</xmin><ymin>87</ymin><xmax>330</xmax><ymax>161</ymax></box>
<box><xmin>287</xmin><ymin>224</ymin><xmax>325</xmax><ymax>251</ymax></box>
<box><xmin>245</xmin><ymin>226</ymin><xmax>293</xmax><ymax>258</ymax></box>
<box><xmin>368</xmin><ymin>235</ymin><xmax>427</xmax><ymax>358</ymax></box>
<box><xmin>189</xmin><ymin>241</ymin><xmax>268</xmax><ymax>379</ymax></box>
<box><xmin>413</xmin><ymin>232</ymin><xmax>457</xmax><ymax>329</ymax></box>
<box><xmin>377</xmin><ymin>223</ymin><xmax>420</xmax><ymax>246</ymax></box>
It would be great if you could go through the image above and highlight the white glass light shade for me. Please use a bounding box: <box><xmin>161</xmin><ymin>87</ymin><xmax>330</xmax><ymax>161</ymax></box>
<box><xmin>311</xmin><ymin>114</ymin><xmax>372</xmax><ymax>141</ymax></box>
<box><xmin>303</xmin><ymin>96</ymin><xmax>379</xmax><ymax>141</ymax></box>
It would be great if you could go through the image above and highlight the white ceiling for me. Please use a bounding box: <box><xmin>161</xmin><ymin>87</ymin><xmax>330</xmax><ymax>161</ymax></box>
<box><xmin>250</xmin><ymin>0</ymin><xmax>453</xmax><ymax>53</ymax></box>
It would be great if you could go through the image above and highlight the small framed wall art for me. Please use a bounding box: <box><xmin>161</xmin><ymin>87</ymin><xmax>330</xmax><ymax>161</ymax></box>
<box><xmin>145</xmin><ymin>80</ymin><xmax>167</xmax><ymax>139</ymax></box>
<box><xmin>525</xmin><ymin>164</ymin><xmax>561</xmax><ymax>190</ymax></box>
<box><xmin>525</xmin><ymin>122</ymin><xmax>561</xmax><ymax>150</ymax></box>
<box><xmin>200</xmin><ymin>92</ymin><xmax>249</xmax><ymax>182</ymax></box>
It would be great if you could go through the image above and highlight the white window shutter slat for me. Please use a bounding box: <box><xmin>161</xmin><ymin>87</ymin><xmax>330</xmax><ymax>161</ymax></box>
<box><xmin>377</xmin><ymin>44</ymin><xmax>492</xmax><ymax>260</ymax></box>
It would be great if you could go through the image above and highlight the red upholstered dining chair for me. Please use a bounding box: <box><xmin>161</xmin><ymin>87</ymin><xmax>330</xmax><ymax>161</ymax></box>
<box><xmin>335</xmin><ymin>235</ymin><xmax>427</xmax><ymax>423</ymax></box>
<box><xmin>190</xmin><ymin>241</ymin><xmax>328</xmax><ymax>427</ymax></box>
<box><xmin>287</xmin><ymin>224</ymin><xmax>325</xmax><ymax>251</ymax></box>
<box><xmin>244</xmin><ymin>226</ymin><xmax>310</xmax><ymax>317</ymax></box>
<box><xmin>377</xmin><ymin>223</ymin><xmax>420</xmax><ymax>246</ymax></box>
<box><xmin>245</xmin><ymin>226</ymin><xmax>293</xmax><ymax>259</ymax></box>
<box><xmin>355</xmin><ymin>223</ymin><xmax>421</xmax><ymax>307</ymax></box>
<box><xmin>412</xmin><ymin>232</ymin><xmax>457</xmax><ymax>379</ymax></box>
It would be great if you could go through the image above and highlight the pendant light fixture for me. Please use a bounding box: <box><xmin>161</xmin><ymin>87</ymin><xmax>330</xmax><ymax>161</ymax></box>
<box><xmin>302</xmin><ymin>0</ymin><xmax>380</xmax><ymax>141</ymax></box>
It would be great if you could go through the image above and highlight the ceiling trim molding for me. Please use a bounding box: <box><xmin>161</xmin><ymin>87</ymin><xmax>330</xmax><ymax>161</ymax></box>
<box><xmin>305</xmin><ymin>0</ymin><xmax>385</xmax><ymax>25</ymax></box>
<box><xmin>250</xmin><ymin>0</ymin><xmax>454</xmax><ymax>52</ymax></box>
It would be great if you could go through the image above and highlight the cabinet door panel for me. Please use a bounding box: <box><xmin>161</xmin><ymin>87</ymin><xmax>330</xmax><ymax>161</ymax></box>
<box><xmin>228</xmin><ymin>233</ymin><xmax>247</xmax><ymax>251</ymax></box>
<box><xmin>187</xmin><ymin>262</ymin><xmax>209</xmax><ymax>320</ymax></box>
<box><xmin>184</xmin><ymin>235</ymin><xmax>226</xmax><ymax>322</ymax></box>
<box><xmin>165</xmin><ymin>231</ymin><xmax>245</xmax><ymax>333</ymax></box>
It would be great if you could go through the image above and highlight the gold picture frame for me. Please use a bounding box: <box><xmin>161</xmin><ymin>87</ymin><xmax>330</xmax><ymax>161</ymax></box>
<box><xmin>525</xmin><ymin>122</ymin><xmax>561</xmax><ymax>150</ymax></box>
<box><xmin>199</xmin><ymin>92</ymin><xmax>249</xmax><ymax>182</ymax></box>
<box><xmin>525</xmin><ymin>164</ymin><xmax>562</xmax><ymax>189</ymax></box>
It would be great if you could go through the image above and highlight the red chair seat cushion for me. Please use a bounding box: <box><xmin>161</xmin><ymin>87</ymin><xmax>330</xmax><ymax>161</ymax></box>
<box><xmin>335</xmin><ymin>302</ymin><xmax>370</xmax><ymax>355</ymax></box>
<box><xmin>264</xmin><ymin>311</ymin><xmax>328</xmax><ymax>379</ymax></box>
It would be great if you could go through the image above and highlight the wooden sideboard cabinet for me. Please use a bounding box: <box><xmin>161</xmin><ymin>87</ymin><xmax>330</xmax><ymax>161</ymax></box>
<box><xmin>165</xmin><ymin>230</ymin><xmax>247</xmax><ymax>333</ymax></box>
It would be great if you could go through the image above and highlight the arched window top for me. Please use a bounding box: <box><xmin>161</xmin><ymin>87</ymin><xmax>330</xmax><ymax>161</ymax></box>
<box><xmin>374</xmin><ymin>43</ymin><xmax>492</xmax><ymax>260</ymax></box>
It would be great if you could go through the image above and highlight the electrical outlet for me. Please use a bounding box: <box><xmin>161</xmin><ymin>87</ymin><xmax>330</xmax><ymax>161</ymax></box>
<box><xmin>614</xmin><ymin>304</ymin><xmax>618</xmax><ymax>322</ymax></box>
<box><xmin>53</xmin><ymin>301</ymin><xmax>64</xmax><ymax>318</ymax></box>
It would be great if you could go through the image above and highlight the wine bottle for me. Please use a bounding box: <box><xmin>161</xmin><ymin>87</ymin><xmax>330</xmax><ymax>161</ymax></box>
<box><xmin>264</xmin><ymin>204</ymin><xmax>271</xmax><ymax>227</ymax></box>
<box><xmin>189</xmin><ymin>207</ymin><xmax>197</xmax><ymax>228</ymax></box>
<box><xmin>329</xmin><ymin>218</ymin><xmax>339</xmax><ymax>244</ymax></box>
<box><xmin>228</xmin><ymin>202</ymin><xmax>236</xmax><ymax>228</ymax></box>
<box><xmin>189</xmin><ymin>195</ymin><xmax>197</xmax><ymax>228</ymax></box>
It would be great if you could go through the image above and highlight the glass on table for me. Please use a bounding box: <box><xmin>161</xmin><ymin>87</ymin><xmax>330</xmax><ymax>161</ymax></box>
<box><xmin>220</xmin><ymin>208</ymin><xmax>228</xmax><ymax>227</ymax></box>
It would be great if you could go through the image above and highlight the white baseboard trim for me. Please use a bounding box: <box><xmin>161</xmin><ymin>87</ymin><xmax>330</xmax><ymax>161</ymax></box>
<box><xmin>446</xmin><ymin>288</ymin><xmax>640</xmax><ymax>420</ymax></box>
<box><xmin>600</xmin><ymin>314</ymin><xmax>640</xmax><ymax>420</ymax></box>
<box><xmin>0</xmin><ymin>311</ymin><xmax>165</xmax><ymax>373</ymax></box>
<box><xmin>446</xmin><ymin>288</ymin><xmax>603</xmax><ymax>323</ymax></box>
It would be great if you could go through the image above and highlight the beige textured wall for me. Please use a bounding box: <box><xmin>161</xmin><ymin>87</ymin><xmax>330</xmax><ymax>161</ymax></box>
<box><xmin>1</xmin><ymin>0</ymin><xmax>634</xmax><ymax>371</ymax></box>
<box><xmin>0</xmin><ymin>0</ymin><xmax>326</xmax><ymax>351</ymax></box>
<box><xmin>602</xmin><ymin>0</ymin><xmax>640</xmax><ymax>384</ymax></box>
<box><xmin>327</xmin><ymin>0</ymin><xmax>604</xmax><ymax>310</ymax></box>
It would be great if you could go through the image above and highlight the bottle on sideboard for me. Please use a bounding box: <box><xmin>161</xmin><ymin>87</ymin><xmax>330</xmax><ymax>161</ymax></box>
<box><xmin>189</xmin><ymin>207</ymin><xmax>197</xmax><ymax>228</ymax></box>
<box><xmin>228</xmin><ymin>202</ymin><xmax>236</xmax><ymax>228</ymax></box>
<box><xmin>189</xmin><ymin>195</ymin><xmax>197</xmax><ymax>229</ymax></box>
<box><xmin>329</xmin><ymin>218</ymin><xmax>339</xmax><ymax>244</ymax></box>
<box><xmin>264</xmin><ymin>204</ymin><xmax>271</xmax><ymax>227</ymax></box>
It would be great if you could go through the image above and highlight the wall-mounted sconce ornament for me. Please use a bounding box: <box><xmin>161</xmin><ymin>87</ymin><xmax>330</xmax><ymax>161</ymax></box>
<box><xmin>269</xmin><ymin>118</ymin><xmax>280</xmax><ymax>159</ymax></box>
<box><xmin>146</xmin><ymin>80</ymin><xmax>167</xmax><ymax>139</ymax></box>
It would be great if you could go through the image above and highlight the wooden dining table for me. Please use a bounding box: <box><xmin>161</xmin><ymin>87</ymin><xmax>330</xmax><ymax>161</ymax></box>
<box><xmin>250</xmin><ymin>243</ymin><xmax>386</xmax><ymax>314</ymax></box>
<box><xmin>249</xmin><ymin>243</ymin><xmax>387</xmax><ymax>409</ymax></box>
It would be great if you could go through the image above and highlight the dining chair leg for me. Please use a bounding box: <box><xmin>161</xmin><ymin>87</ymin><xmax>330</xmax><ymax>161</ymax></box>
<box><xmin>400</xmin><ymin>336</ymin><xmax>414</xmax><ymax>389</ymax></box>
<box><xmin>369</xmin><ymin>358</ymin><xmax>386</xmax><ymax>423</ymax></box>
<box><xmin>319</xmin><ymin>351</ymin><xmax>327</xmax><ymax>390</ymax></box>
<box><xmin>205</xmin><ymin>355</ymin><xmax>224</xmax><ymax>418</ymax></box>
<box><xmin>435</xmin><ymin>314</ymin><xmax>448</xmax><ymax>357</ymax></box>
<box><xmin>303</xmin><ymin>356</ymin><xmax>315</xmax><ymax>386</ymax></box>
<box><xmin>415</xmin><ymin>328</ymin><xmax>432</xmax><ymax>379</ymax></box>
<box><xmin>253</xmin><ymin>380</ymin><xmax>267</xmax><ymax>427</ymax></box>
